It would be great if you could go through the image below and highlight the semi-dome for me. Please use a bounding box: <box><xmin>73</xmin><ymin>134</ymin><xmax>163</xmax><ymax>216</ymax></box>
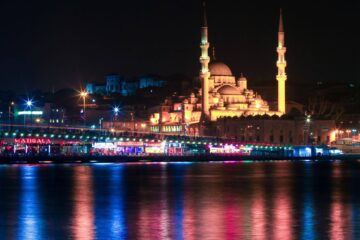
<box><xmin>209</xmin><ymin>61</ymin><xmax>232</xmax><ymax>76</ymax></box>
<box><xmin>217</xmin><ymin>85</ymin><xmax>240</xmax><ymax>95</ymax></box>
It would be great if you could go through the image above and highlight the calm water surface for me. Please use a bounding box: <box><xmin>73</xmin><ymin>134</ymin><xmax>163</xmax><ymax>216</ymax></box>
<box><xmin>0</xmin><ymin>160</ymin><xmax>360</xmax><ymax>240</ymax></box>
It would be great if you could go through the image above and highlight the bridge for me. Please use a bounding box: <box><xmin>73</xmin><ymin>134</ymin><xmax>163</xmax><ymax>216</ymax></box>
<box><xmin>0</xmin><ymin>123</ymin><xmax>292</xmax><ymax>151</ymax></box>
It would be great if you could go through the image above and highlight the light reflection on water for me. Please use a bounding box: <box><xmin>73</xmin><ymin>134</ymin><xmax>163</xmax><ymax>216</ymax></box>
<box><xmin>0</xmin><ymin>161</ymin><xmax>359</xmax><ymax>239</ymax></box>
<box><xmin>18</xmin><ymin>166</ymin><xmax>44</xmax><ymax>240</ymax></box>
<box><xmin>72</xmin><ymin>166</ymin><xmax>95</xmax><ymax>240</ymax></box>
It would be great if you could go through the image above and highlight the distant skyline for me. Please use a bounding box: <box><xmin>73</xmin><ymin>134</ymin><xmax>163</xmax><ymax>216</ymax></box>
<box><xmin>0</xmin><ymin>1</ymin><xmax>357</xmax><ymax>92</ymax></box>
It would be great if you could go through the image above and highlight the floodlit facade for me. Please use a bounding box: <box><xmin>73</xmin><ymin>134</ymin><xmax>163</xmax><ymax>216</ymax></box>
<box><xmin>149</xmin><ymin>5</ymin><xmax>286</xmax><ymax>134</ymax></box>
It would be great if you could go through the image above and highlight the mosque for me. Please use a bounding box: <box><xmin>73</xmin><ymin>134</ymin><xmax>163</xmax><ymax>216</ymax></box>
<box><xmin>149</xmin><ymin>4</ymin><xmax>287</xmax><ymax>135</ymax></box>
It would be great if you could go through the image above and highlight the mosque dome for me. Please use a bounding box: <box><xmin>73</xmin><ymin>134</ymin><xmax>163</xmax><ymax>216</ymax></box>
<box><xmin>209</xmin><ymin>61</ymin><xmax>232</xmax><ymax>76</ymax></box>
<box><xmin>217</xmin><ymin>85</ymin><xmax>240</xmax><ymax>95</ymax></box>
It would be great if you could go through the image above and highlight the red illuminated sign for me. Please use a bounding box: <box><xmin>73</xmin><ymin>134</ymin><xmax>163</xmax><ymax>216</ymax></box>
<box><xmin>14</xmin><ymin>138</ymin><xmax>52</xmax><ymax>145</ymax></box>
<box><xmin>117</xmin><ymin>141</ymin><xmax>144</xmax><ymax>147</ymax></box>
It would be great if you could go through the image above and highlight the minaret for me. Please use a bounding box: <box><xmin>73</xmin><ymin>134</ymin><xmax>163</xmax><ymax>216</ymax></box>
<box><xmin>276</xmin><ymin>8</ymin><xmax>287</xmax><ymax>114</ymax></box>
<box><xmin>200</xmin><ymin>1</ymin><xmax>210</xmax><ymax>118</ymax></box>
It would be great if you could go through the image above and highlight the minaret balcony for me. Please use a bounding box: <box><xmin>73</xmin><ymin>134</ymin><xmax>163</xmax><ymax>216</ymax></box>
<box><xmin>277</xmin><ymin>48</ymin><xmax>287</xmax><ymax>54</ymax></box>
<box><xmin>200</xmin><ymin>43</ymin><xmax>209</xmax><ymax>48</ymax></box>
<box><xmin>277</xmin><ymin>62</ymin><xmax>287</xmax><ymax>68</ymax></box>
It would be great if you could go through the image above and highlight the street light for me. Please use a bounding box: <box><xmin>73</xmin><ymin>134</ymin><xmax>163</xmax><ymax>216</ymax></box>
<box><xmin>80</xmin><ymin>91</ymin><xmax>88</xmax><ymax>126</ymax></box>
<box><xmin>8</xmin><ymin>101</ymin><xmax>15</xmax><ymax>130</ymax></box>
<box><xmin>304</xmin><ymin>114</ymin><xmax>312</xmax><ymax>144</ymax></box>
<box><xmin>24</xmin><ymin>99</ymin><xmax>34</xmax><ymax>126</ymax></box>
<box><xmin>113</xmin><ymin>106</ymin><xmax>120</xmax><ymax>115</ymax></box>
<box><xmin>26</xmin><ymin>100</ymin><xmax>33</xmax><ymax>108</ymax></box>
<box><xmin>111</xmin><ymin>106</ymin><xmax>120</xmax><ymax>129</ymax></box>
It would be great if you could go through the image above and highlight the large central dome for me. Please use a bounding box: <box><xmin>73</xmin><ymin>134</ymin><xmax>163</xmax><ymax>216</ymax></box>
<box><xmin>209</xmin><ymin>61</ymin><xmax>232</xmax><ymax>76</ymax></box>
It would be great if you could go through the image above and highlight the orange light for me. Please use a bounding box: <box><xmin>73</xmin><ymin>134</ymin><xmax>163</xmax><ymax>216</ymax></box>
<box><xmin>80</xmin><ymin>91</ymin><xmax>88</xmax><ymax>97</ymax></box>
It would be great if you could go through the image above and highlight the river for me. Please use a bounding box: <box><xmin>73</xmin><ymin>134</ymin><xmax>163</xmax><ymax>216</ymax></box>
<box><xmin>0</xmin><ymin>160</ymin><xmax>359</xmax><ymax>239</ymax></box>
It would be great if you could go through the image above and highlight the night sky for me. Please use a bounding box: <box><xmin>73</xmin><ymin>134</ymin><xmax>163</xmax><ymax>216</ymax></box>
<box><xmin>0</xmin><ymin>1</ymin><xmax>358</xmax><ymax>92</ymax></box>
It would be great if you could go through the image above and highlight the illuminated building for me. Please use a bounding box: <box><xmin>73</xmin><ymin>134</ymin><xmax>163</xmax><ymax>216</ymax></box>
<box><xmin>105</xmin><ymin>74</ymin><xmax>122</xmax><ymax>94</ymax></box>
<box><xmin>216</xmin><ymin>116</ymin><xmax>336</xmax><ymax>145</ymax></box>
<box><xmin>150</xmin><ymin>4</ymin><xmax>285</xmax><ymax>134</ymax></box>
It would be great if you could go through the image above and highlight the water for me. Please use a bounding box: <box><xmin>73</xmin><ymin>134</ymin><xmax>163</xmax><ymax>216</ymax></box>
<box><xmin>0</xmin><ymin>160</ymin><xmax>360</xmax><ymax>240</ymax></box>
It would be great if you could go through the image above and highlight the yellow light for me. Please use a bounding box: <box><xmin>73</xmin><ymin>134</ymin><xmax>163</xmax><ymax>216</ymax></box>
<box><xmin>330</xmin><ymin>130</ymin><xmax>337</xmax><ymax>143</ymax></box>
<box><xmin>80</xmin><ymin>91</ymin><xmax>88</xmax><ymax>97</ymax></box>
<box><xmin>141</xmin><ymin>123</ymin><xmax>146</xmax><ymax>128</ymax></box>
<box><xmin>35</xmin><ymin>118</ymin><xmax>41</xmax><ymax>123</ymax></box>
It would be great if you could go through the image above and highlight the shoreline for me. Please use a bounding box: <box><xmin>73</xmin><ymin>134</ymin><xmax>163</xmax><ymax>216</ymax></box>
<box><xmin>1</xmin><ymin>154</ymin><xmax>360</xmax><ymax>164</ymax></box>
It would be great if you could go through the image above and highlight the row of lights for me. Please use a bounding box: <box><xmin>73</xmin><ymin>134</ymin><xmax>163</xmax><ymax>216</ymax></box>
<box><xmin>1</xmin><ymin>131</ymin><xmax>293</xmax><ymax>150</ymax></box>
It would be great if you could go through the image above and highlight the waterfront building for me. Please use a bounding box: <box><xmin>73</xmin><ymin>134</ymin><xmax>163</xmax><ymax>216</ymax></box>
<box><xmin>43</xmin><ymin>103</ymin><xmax>67</xmax><ymax>126</ymax></box>
<box><xmin>102</xmin><ymin>120</ymin><xmax>149</xmax><ymax>133</ymax></box>
<box><xmin>149</xmin><ymin>5</ymin><xmax>286</xmax><ymax>134</ymax></box>
<box><xmin>216</xmin><ymin>116</ymin><xmax>336</xmax><ymax>145</ymax></box>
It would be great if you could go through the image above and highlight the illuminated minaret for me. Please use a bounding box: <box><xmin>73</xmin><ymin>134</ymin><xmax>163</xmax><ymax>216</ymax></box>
<box><xmin>276</xmin><ymin>9</ymin><xmax>287</xmax><ymax>114</ymax></box>
<box><xmin>200</xmin><ymin>1</ymin><xmax>210</xmax><ymax>118</ymax></box>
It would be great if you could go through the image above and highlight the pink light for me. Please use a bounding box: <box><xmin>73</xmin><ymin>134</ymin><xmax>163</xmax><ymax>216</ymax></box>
<box><xmin>71</xmin><ymin>167</ymin><xmax>95</xmax><ymax>240</ymax></box>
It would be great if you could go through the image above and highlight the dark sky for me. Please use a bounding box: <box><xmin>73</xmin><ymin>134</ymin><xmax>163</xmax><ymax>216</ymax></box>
<box><xmin>0</xmin><ymin>0</ymin><xmax>358</xmax><ymax>92</ymax></box>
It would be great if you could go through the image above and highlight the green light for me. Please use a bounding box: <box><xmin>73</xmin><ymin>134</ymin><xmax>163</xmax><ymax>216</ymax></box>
<box><xmin>43</xmin><ymin>134</ymin><xmax>47</xmax><ymax>137</ymax></box>
<box><xmin>35</xmin><ymin>134</ymin><xmax>39</xmax><ymax>137</ymax></box>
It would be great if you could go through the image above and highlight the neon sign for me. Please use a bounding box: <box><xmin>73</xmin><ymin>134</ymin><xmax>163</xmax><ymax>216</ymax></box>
<box><xmin>117</xmin><ymin>141</ymin><xmax>144</xmax><ymax>147</ymax></box>
<box><xmin>17</xmin><ymin>111</ymin><xmax>43</xmax><ymax>115</ymax></box>
<box><xmin>93</xmin><ymin>142</ymin><xmax>116</xmax><ymax>149</ymax></box>
<box><xmin>14</xmin><ymin>138</ymin><xmax>51</xmax><ymax>144</ymax></box>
